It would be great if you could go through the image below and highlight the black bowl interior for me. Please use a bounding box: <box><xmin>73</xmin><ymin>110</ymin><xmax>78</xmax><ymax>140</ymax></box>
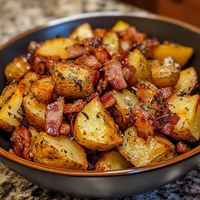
<box><xmin>0</xmin><ymin>14</ymin><xmax>200</xmax><ymax>151</ymax></box>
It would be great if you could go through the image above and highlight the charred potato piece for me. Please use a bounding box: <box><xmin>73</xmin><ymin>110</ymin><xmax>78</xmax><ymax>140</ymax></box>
<box><xmin>118</xmin><ymin>127</ymin><xmax>175</xmax><ymax>167</ymax></box>
<box><xmin>151</xmin><ymin>43</ymin><xmax>193</xmax><ymax>67</ymax></box>
<box><xmin>31</xmin><ymin>76</ymin><xmax>54</xmax><ymax>104</ymax></box>
<box><xmin>168</xmin><ymin>95</ymin><xmax>200</xmax><ymax>142</ymax></box>
<box><xmin>23</xmin><ymin>93</ymin><xmax>46</xmax><ymax>130</ymax></box>
<box><xmin>74</xmin><ymin>97</ymin><xmax>122</xmax><ymax>151</ymax></box>
<box><xmin>70</xmin><ymin>23</ymin><xmax>93</xmax><ymax>41</ymax></box>
<box><xmin>175</xmin><ymin>67</ymin><xmax>198</xmax><ymax>95</ymax></box>
<box><xmin>128</xmin><ymin>49</ymin><xmax>151</xmax><ymax>85</ymax></box>
<box><xmin>150</xmin><ymin>59</ymin><xmax>180</xmax><ymax>88</ymax></box>
<box><xmin>0</xmin><ymin>86</ymin><xmax>23</xmax><ymax>132</ymax></box>
<box><xmin>103</xmin><ymin>31</ymin><xmax>119</xmax><ymax>56</ymax></box>
<box><xmin>35</xmin><ymin>37</ymin><xmax>76</xmax><ymax>59</ymax></box>
<box><xmin>5</xmin><ymin>56</ymin><xmax>31</xmax><ymax>81</ymax></box>
<box><xmin>0</xmin><ymin>83</ymin><xmax>18</xmax><ymax>109</ymax></box>
<box><xmin>112</xmin><ymin>89</ymin><xmax>138</xmax><ymax>130</ymax></box>
<box><xmin>52</xmin><ymin>62</ymin><xmax>96</xmax><ymax>99</ymax></box>
<box><xmin>95</xmin><ymin>150</ymin><xmax>132</xmax><ymax>171</ymax></box>
<box><xmin>32</xmin><ymin>132</ymin><xmax>88</xmax><ymax>169</ymax></box>
<box><xmin>112</xmin><ymin>20</ymin><xmax>130</xmax><ymax>32</ymax></box>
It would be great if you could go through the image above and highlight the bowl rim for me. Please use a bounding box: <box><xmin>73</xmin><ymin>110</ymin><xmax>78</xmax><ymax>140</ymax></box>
<box><xmin>0</xmin><ymin>11</ymin><xmax>200</xmax><ymax>177</ymax></box>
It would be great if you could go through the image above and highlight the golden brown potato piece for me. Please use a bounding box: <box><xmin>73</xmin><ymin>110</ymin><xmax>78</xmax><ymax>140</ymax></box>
<box><xmin>52</xmin><ymin>62</ymin><xmax>95</xmax><ymax>99</ymax></box>
<box><xmin>175</xmin><ymin>67</ymin><xmax>198</xmax><ymax>95</ymax></box>
<box><xmin>95</xmin><ymin>150</ymin><xmax>132</xmax><ymax>171</ymax></box>
<box><xmin>103</xmin><ymin>31</ymin><xmax>119</xmax><ymax>56</ymax></box>
<box><xmin>32</xmin><ymin>131</ymin><xmax>88</xmax><ymax>169</ymax></box>
<box><xmin>150</xmin><ymin>59</ymin><xmax>180</xmax><ymax>88</ymax></box>
<box><xmin>168</xmin><ymin>95</ymin><xmax>200</xmax><ymax>142</ymax></box>
<box><xmin>35</xmin><ymin>37</ymin><xmax>76</xmax><ymax>59</ymax></box>
<box><xmin>74</xmin><ymin>97</ymin><xmax>122</xmax><ymax>151</ymax></box>
<box><xmin>0</xmin><ymin>83</ymin><xmax>18</xmax><ymax>109</ymax></box>
<box><xmin>112</xmin><ymin>89</ymin><xmax>138</xmax><ymax>130</ymax></box>
<box><xmin>19</xmin><ymin>72</ymin><xmax>39</xmax><ymax>95</ymax></box>
<box><xmin>0</xmin><ymin>86</ymin><xmax>23</xmax><ymax>132</ymax></box>
<box><xmin>5</xmin><ymin>56</ymin><xmax>31</xmax><ymax>81</ymax></box>
<box><xmin>151</xmin><ymin>43</ymin><xmax>193</xmax><ymax>67</ymax></box>
<box><xmin>31</xmin><ymin>76</ymin><xmax>54</xmax><ymax>104</ymax></box>
<box><xmin>128</xmin><ymin>49</ymin><xmax>151</xmax><ymax>85</ymax></box>
<box><xmin>23</xmin><ymin>93</ymin><xmax>46</xmax><ymax>130</ymax></box>
<box><xmin>112</xmin><ymin>20</ymin><xmax>130</xmax><ymax>32</ymax></box>
<box><xmin>118</xmin><ymin>127</ymin><xmax>175</xmax><ymax>167</ymax></box>
<box><xmin>70</xmin><ymin>23</ymin><xmax>93</xmax><ymax>41</ymax></box>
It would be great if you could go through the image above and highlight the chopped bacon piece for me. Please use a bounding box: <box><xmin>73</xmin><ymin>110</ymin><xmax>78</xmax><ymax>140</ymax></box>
<box><xmin>92</xmin><ymin>47</ymin><xmax>110</xmax><ymax>63</ymax></box>
<box><xmin>68</xmin><ymin>113</ymin><xmax>77</xmax><ymax>135</ymax></box>
<box><xmin>96</xmin><ymin>76</ymin><xmax>109</xmax><ymax>94</ymax></box>
<box><xmin>11</xmin><ymin>126</ymin><xmax>31</xmax><ymax>160</ymax></box>
<box><xmin>93</xmin><ymin>28</ymin><xmax>107</xmax><ymax>37</ymax></box>
<box><xmin>92</xmin><ymin>70</ymin><xmax>100</xmax><ymax>85</ymax></box>
<box><xmin>83</xmin><ymin>37</ymin><xmax>102</xmax><ymax>48</ymax></box>
<box><xmin>104</xmin><ymin>59</ymin><xmax>127</xmax><ymax>90</ymax></box>
<box><xmin>85</xmin><ymin>92</ymin><xmax>99</xmax><ymax>102</ymax></box>
<box><xmin>122</xmin><ymin>66</ymin><xmax>136</xmax><ymax>81</ymax></box>
<box><xmin>75</xmin><ymin>55</ymin><xmax>102</xmax><ymax>69</ymax></box>
<box><xmin>45</xmin><ymin>97</ymin><xmax>64</xmax><ymax>136</ymax></box>
<box><xmin>144</xmin><ymin>37</ymin><xmax>160</xmax><ymax>49</ymax></box>
<box><xmin>64</xmin><ymin>99</ymin><xmax>86</xmax><ymax>114</ymax></box>
<box><xmin>132</xmin><ymin>106</ymin><xmax>154</xmax><ymax>140</ymax></box>
<box><xmin>60</xmin><ymin>121</ymin><xmax>71</xmax><ymax>136</ymax></box>
<box><xmin>176</xmin><ymin>141</ymin><xmax>191</xmax><ymax>153</ymax></box>
<box><xmin>156</xmin><ymin>87</ymin><xmax>174</xmax><ymax>101</ymax></box>
<box><xmin>65</xmin><ymin>44</ymin><xmax>89</xmax><ymax>59</ymax></box>
<box><xmin>101</xmin><ymin>92</ymin><xmax>117</xmax><ymax>108</ymax></box>
<box><xmin>120</xmin><ymin>39</ymin><xmax>133</xmax><ymax>52</ymax></box>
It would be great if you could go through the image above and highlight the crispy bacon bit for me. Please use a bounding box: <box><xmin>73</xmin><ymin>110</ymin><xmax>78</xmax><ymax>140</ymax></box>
<box><xmin>92</xmin><ymin>70</ymin><xmax>100</xmax><ymax>85</ymax></box>
<box><xmin>75</xmin><ymin>55</ymin><xmax>102</xmax><ymax>69</ymax></box>
<box><xmin>64</xmin><ymin>99</ymin><xmax>86</xmax><ymax>114</ymax></box>
<box><xmin>93</xmin><ymin>28</ymin><xmax>107</xmax><ymax>37</ymax></box>
<box><xmin>153</xmin><ymin>105</ymin><xmax>180</xmax><ymax>135</ymax></box>
<box><xmin>29</xmin><ymin>54</ymin><xmax>46</xmax><ymax>74</ymax></box>
<box><xmin>68</xmin><ymin>113</ymin><xmax>77</xmax><ymax>134</ymax></box>
<box><xmin>92</xmin><ymin>47</ymin><xmax>110</xmax><ymax>63</ymax></box>
<box><xmin>45</xmin><ymin>97</ymin><xmax>64</xmax><ymax>136</ymax></box>
<box><xmin>122</xmin><ymin>66</ymin><xmax>136</xmax><ymax>81</ymax></box>
<box><xmin>120</xmin><ymin>39</ymin><xmax>133</xmax><ymax>52</ymax></box>
<box><xmin>144</xmin><ymin>37</ymin><xmax>160</xmax><ymax>49</ymax></box>
<box><xmin>132</xmin><ymin>106</ymin><xmax>154</xmax><ymax>140</ymax></box>
<box><xmin>65</xmin><ymin>44</ymin><xmax>89</xmax><ymax>59</ymax></box>
<box><xmin>156</xmin><ymin>87</ymin><xmax>174</xmax><ymax>101</ymax></box>
<box><xmin>104</xmin><ymin>59</ymin><xmax>127</xmax><ymax>90</ymax></box>
<box><xmin>96</xmin><ymin>76</ymin><xmax>109</xmax><ymax>94</ymax></box>
<box><xmin>11</xmin><ymin>126</ymin><xmax>31</xmax><ymax>160</ymax></box>
<box><xmin>101</xmin><ymin>92</ymin><xmax>117</xmax><ymax>108</ymax></box>
<box><xmin>83</xmin><ymin>37</ymin><xmax>102</xmax><ymax>48</ymax></box>
<box><xmin>176</xmin><ymin>141</ymin><xmax>191</xmax><ymax>153</ymax></box>
<box><xmin>85</xmin><ymin>92</ymin><xmax>99</xmax><ymax>102</ymax></box>
<box><xmin>60</xmin><ymin>121</ymin><xmax>71</xmax><ymax>136</ymax></box>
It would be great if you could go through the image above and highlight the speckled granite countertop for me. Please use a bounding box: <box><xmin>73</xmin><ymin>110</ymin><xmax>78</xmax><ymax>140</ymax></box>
<box><xmin>0</xmin><ymin>0</ymin><xmax>200</xmax><ymax>199</ymax></box>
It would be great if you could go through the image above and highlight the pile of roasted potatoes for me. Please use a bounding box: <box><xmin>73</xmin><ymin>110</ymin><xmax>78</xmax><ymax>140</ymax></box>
<box><xmin>0</xmin><ymin>20</ymin><xmax>199</xmax><ymax>171</ymax></box>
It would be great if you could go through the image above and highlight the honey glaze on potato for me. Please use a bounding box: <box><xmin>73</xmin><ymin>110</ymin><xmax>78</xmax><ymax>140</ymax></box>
<box><xmin>0</xmin><ymin>20</ymin><xmax>199</xmax><ymax>170</ymax></box>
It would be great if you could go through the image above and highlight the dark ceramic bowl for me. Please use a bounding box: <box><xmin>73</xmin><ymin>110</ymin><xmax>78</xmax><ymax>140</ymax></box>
<box><xmin>0</xmin><ymin>12</ymin><xmax>200</xmax><ymax>198</ymax></box>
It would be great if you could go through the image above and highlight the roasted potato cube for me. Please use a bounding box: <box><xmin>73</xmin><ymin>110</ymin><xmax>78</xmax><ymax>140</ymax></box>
<box><xmin>95</xmin><ymin>150</ymin><xmax>132</xmax><ymax>171</ymax></box>
<box><xmin>70</xmin><ymin>23</ymin><xmax>93</xmax><ymax>41</ymax></box>
<box><xmin>5</xmin><ymin>56</ymin><xmax>31</xmax><ymax>81</ymax></box>
<box><xmin>118</xmin><ymin>127</ymin><xmax>175</xmax><ymax>167</ymax></box>
<box><xmin>31</xmin><ymin>76</ymin><xmax>54</xmax><ymax>104</ymax></box>
<box><xmin>128</xmin><ymin>49</ymin><xmax>151</xmax><ymax>85</ymax></box>
<box><xmin>112</xmin><ymin>89</ymin><xmax>138</xmax><ymax>130</ymax></box>
<box><xmin>0</xmin><ymin>83</ymin><xmax>18</xmax><ymax>109</ymax></box>
<box><xmin>52</xmin><ymin>62</ymin><xmax>95</xmax><ymax>99</ymax></box>
<box><xmin>23</xmin><ymin>93</ymin><xmax>46</xmax><ymax>130</ymax></box>
<box><xmin>0</xmin><ymin>86</ymin><xmax>23</xmax><ymax>132</ymax></box>
<box><xmin>175</xmin><ymin>67</ymin><xmax>198</xmax><ymax>95</ymax></box>
<box><xmin>168</xmin><ymin>95</ymin><xmax>200</xmax><ymax>142</ymax></box>
<box><xmin>74</xmin><ymin>97</ymin><xmax>122</xmax><ymax>151</ymax></box>
<box><xmin>151</xmin><ymin>43</ymin><xmax>193</xmax><ymax>67</ymax></box>
<box><xmin>19</xmin><ymin>72</ymin><xmax>39</xmax><ymax>95</ymax></box>
<box><xmin>150</xmin><ymin>59</ymin><xmax>180</xmax><ymax>88</ymax></box>
<box><xmin>112</xmin><ymin>20</ymin><xmax>130</xmax><ymax>32</ymax></box>
<box><xmin>35</xmin><ymin>37</ymin><xmax>76</xmax><ymax>59</ymax></box>
<box><xmin>32</xmin><ymin>132</ymin><xmax>88</xmax><ymax>169</ymax></box>
<box><xmin>103</xmin><ymin>31</ymin><xmax>119</xmax><ymax>56</ymax></box>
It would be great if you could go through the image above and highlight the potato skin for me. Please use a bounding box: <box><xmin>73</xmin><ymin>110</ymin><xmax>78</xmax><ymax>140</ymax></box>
<box><xmin>118</xmin><ymin>127</ymin><xmax>175</xmax><ymax>167</ymax></box>
<box><xmin>95</xmin><ymin>150</ymin><xmax>132</xmax><ymax>171</ymax></box>
<box><xmin>52</xmin><ymin>62</ymin><xmax>96</xmax><ymax>99</ymax></box>
<box><xmin>168</xmin><ymin>95</ymin><xmax>200</xmax><ymax>142</ymax></box>
<box><xmin>31</xmin><ymin>76</ymin><xmax>54</xmax><ymax>104</ymax></box>
<box><xmin>150</xmin><ymin>60</ymin><xmax>180</xmax><ymax>88</ymax></box>
<box><xmin>32</xmin><ymin>132</ymin><xmax>88</xmax><ymax>169</ymax></box>
<box><xmin>74</xmin><ymin>97</ymin><xmax>122</xmax><ymax>151</ymax></box>
<box><xmin>5</xmin><ymin>56</ymin><xmax>31</xmax><ymax>81</ymax></box>
<box><xmin>23</xmin><ymin>93</ymin><xmax>46</xmax><ymax>130</ymax></box>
